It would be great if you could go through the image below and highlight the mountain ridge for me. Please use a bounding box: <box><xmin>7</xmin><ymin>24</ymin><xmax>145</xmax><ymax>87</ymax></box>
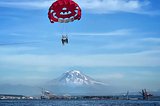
<box><xmin>0</xmin><ymin>70</ymin><xmax>140</xmax><ymax>95</ymax></box>
<box><xmin>47</xmin><ymin>70</ymin><xmax>108</xmax><ymax>86</ymax></box>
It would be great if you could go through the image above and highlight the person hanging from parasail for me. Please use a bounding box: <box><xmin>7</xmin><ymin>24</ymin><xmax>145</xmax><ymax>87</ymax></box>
<box><xmin>48</xmin><ymin>0</ymin><xmax>82</xmax><ymax>45</ymax></box>
<box><xmin>61</xmin><ymin>35</ymin><xmax>68</xmax><ymax>45</ymax></box>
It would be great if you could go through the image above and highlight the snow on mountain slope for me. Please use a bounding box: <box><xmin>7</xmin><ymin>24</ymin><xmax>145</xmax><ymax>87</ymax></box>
<box><xmin>48</xmin><ymin>70</ymin><xmax>108</xmax><ymax>86</ymax></box>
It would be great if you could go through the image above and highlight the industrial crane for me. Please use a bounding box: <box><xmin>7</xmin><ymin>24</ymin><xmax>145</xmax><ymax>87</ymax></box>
<box><xmin>139</xmin><ymin>89</ymin><xmax>145</xmax><ymax>99</ymax></box>
<box><xmin>144</xmin><ymin>89</ymin><xmax>153</xmax><ymax>99</ymax></box>
<box><xmin>124</xmin><ymin>91</ymin><xmax>129</xmax><ymax>99</ymax></box>
<box><xmin>36</xmin><ymin>86</ymin><xmax>56</xmax><ymax>99</ymax></box>
<box><xmin>139</xmin><ymin>89</ymin><xmax>153</xmax><ymax>100</ymax></box>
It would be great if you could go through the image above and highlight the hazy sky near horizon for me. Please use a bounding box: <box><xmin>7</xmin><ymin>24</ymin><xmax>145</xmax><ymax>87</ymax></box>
<box><xmin>0</xmin><ymin>0</ymin><xmax>160</xmax><ymax>91</ymax></box>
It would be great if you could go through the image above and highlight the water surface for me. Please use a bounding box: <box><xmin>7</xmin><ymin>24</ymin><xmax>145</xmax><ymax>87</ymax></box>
<box><xmin>0</xmin><ymin>99</ymin><xmax>160</xmax><ymax>106</ymax></box>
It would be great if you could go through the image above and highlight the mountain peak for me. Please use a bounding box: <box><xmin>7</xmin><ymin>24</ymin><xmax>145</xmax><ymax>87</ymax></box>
<box><xmin>48</xmin><ymin>70</ymin><xmax>108</xmax><ymax>86</ymax></box>
<box><xmin>66</xmin><ymin>70</ymin><xmax>81</xmax><ymax>74</ymax></box>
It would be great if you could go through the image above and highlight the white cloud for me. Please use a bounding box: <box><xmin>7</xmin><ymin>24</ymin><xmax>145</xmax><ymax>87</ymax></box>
<box><xmin>141</xmin><ymin>37</ymin><xmax>160</xmax><ymax>42</ymax></box>
<box><xmin>0</xmin><ymin>46</ymin><xmax>37</xmax><ymax>54</ymax></box>
<box><xmin>100</xmin><ymin>36</ymin><xmax>160</xmax><ymax>50</ymax></box>
<box><xmin>70</xmin><ymin>29</ymin><xmax>134</xmax><ymax>36</ymax></box>
<box><xmin>141</xmin><ymin>71</ymin><xmax>154</xmax><ymax>75</ymax></box>
<box><xmin>100</xmin><ymin>40</ymin><xmax>144</xmax><ymax>49</ymax></box>
<box><xmin>91</xmin><ymin>74</ymin><xmax>124</xmax><ymax>79</ymax></box>
<box><xmin>0</xmin><ymin>1</ymin><xmax>53</xmax><ymax>9</ymax></box>
<box><xmin>0</xmin><ymin>0</ymin><xmax>159</xmax><ymax>15</ymax></box>
<box><xmin>0</xmin><ymin>49</ymin><xmax>160</xmax><ymax>72</ymax></box>
<box><xmin>77</xmin><ymin>0</ymin><xmax>146</xmax><ymax>11</ymax></box>
<box><xmin>77</xmin><ymin>0</ymin><xmax>159</xmax><ymax>15</ymax></box>
<box><xmin>100</xmin><ymin>43</ymin><xmax>137</xmax><ymax>49</ymax></box>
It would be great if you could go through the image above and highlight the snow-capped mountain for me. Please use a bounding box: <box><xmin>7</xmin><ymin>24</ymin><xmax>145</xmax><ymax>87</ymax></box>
<box><xmin>48</xmin><ymin>70</ymin><xmax>108</xmax><ymax>86</ymax></box>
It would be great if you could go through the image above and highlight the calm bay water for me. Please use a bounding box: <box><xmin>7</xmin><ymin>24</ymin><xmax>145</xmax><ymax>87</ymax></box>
<box><xmin>0</xmin><ymin>99</ymin><xmax>160</xmax><ymax>106</ymax></box>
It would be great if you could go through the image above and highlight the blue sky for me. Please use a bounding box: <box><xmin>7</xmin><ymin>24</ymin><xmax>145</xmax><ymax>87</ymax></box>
<box><xmin>0</xmin><ymin>0</ymin><xmax>160</xmax><ymax>91</ymax></box>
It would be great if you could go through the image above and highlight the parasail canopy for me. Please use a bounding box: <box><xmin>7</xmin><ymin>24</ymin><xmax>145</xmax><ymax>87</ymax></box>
<box><xmin>48</xmin><ymin>0</ymin><xmax>82</xmax><ymax>23</ymax></box>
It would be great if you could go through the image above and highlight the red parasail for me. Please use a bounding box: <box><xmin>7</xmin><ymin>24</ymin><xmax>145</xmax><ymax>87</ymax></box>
<box><xmin>48</xmin><ymin>0</ymin><xmax>81</xmax><ymax>23</ymax></box>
